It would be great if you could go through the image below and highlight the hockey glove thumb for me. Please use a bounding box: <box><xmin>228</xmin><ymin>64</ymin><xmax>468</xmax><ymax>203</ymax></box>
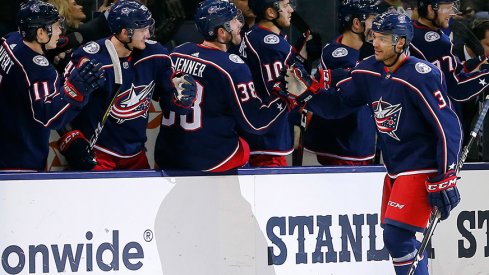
<box><xmin>425</xmin><ymin>170</ymin><xmax>461</xmax><ymax>220</ymax></box>
<box><xmin>64</xmin><ymin>59</ymin><xmax>106</xmax><ymax>104</ymax></box>
<box><xmin>57</xmin><ymin>130</ymin><xmax>97</xmax><ymax>170</ymax></box>
<box><xmin>171</xmin><ymin>72</ymin><xmax>197</xmax><ymax>110</ymax></box>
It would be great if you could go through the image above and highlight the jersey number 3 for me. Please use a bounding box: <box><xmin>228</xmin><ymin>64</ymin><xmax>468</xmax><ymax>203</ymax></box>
<box><xmin>162</xmin><ymin>82</ymin><xmax>203</xmax><ymax>130</ymax></box>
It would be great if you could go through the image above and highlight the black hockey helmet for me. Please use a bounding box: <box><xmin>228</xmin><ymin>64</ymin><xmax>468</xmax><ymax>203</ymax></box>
<box><xmin>16</xmin><ymin>0</ymin><xmax>63</xmax><ymax>41</ymax></box>
<box><xmin>248</xmin><ymin>0</ymin><xmax>296</xmax><ymax>21</ymax></box>
<box><xmin>108</xmin><ymin>0</ymin><xmax>155</xmax><ymax>38</ymax></box>
<box><xmin>339</xmin><ymin>0</ymin><xmax>384</xmax><ymax>29</ymax></box>
<box><xmin>194</xmin><ymin>0</ymin><xmax>243</xmax><ymax>40</ymax></box>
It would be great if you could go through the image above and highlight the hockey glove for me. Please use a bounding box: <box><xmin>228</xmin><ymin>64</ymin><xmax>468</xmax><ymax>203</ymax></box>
<box><xmin>283</xmin><ymin>64</ymin><xmax>321</xmax><ymax>104</ymax></box>
<box><xmin>171</xmin><ymin>72</ymin><xmax>197</xmax><ymax>109</ymax></box>
<box><xmin>271</xmin><ymin>81</ymin><xmax>297</xmax><ymax>112</ymax></box>
<box><xmin>57</xmin><ymin>130</ymin><xmax>97</xmax><ymax>170</ymax></box>
<box><xmin>425</xmin><ymin>170</ymin><xmax>461</xmax><ymax>220</ymax></box>
<box><xmin>64</xmin><ymin>59</ymin><xmax>106</xmax><ymax>104</ymax></box>
<box><xmin>316</xmin><ymin>68</ymin><xmax>351</xmax><ymax>89</ymax></box>
<box><xmin>292</xmin><ymin>31</ymin><xmax>322</xmax><ymax>72</ymax></box>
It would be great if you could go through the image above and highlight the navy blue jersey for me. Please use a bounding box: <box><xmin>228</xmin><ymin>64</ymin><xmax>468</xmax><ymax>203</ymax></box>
<box><xmin>238</xmin><ymin>25</ymin><xmax>294</xmax><ymax>156</ymax></box>
<box><xmin>0</xmin><ymin>32</ymin><xmax>84</xmax><ymax>171</ymax></box>
<box><xmin>67</xmin><ymin>38</ymin><xmax>174</xmax><ymax>157</ymax></box>
<box><xmin>410</xmin><ymin>21</ymin><xmax>489</xmax><ymax>102</ymax></box>
<box><xmin>303</xmin><ymin>35</ymin><xmax>377</xmax><ymax>161</ymax></box>
<box><xmin>154</xmin><ymin>42</ymin><xmax>288</xmax><ymax>171</ymax></box>
<box><xmin>307</xmin><ymin>56</ymin><xmax>462</xmax><ymax>177</ymax></box>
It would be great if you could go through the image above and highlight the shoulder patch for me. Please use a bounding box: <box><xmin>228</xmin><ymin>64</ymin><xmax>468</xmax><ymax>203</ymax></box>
<box><xmin>332</xmin><ymin>47</ymin><xmax>348</xmax><ymax>58</ymax></box>
<box><xmin>229</xmin><ymin>54</ymin><xmax>244</xmax><ymax>64</ymax></box>
<box><xmin>264</xmin><ymin>34</ymin><xmax>280</xmax><ymax>44</ymax></box>
<box><xmin>146</xmin><ymin>39</ymin><xmax>157</xmax><ymax>44</ymax></box>
<box><xmin>83</xmin><ymin>42</ymin><xmax>100</xmax><ymax>54</ymax></box>
<box><xmin>424</xmin><ymin>31</ymin><xmax>440</xmax><ymax>42</ymax></box>
<box><xmin>32</xmin><ymin>55</ymin><xmax>49</xmax><ymax>66</ymax></box>
<box><xmin>415</xmin><ymin>62</ymin><xmax>432</xmax><ymax>74</ymax></box>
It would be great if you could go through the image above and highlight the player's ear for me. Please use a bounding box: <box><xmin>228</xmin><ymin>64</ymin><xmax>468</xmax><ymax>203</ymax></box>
<box><xmin>36</xmin><ymin>27</ymin><xmax>48</xmax><ymax>43</ymax></box>
<box><xmin>264</xmin><ymin>6</ymin><xmax>278</xmax><ymax>20</ymax></box>
<box><xmin>397</xmin><ymin>37</ymin><xmax>406</xmax><ymax>52</ymax></box>
<box><xmin>352</xmin><ymin>17</ymin><xmax>363</xmax><ymax>33</ymax></box>
<box><xmin>427</xmin><ymin>4</ymin><xmax>436</xmax><ymax>18</ymax></box>
<box><xmin>119</xmin><ymin>29</ymin><xmax>130</xmax><ymax>41</ymax></box>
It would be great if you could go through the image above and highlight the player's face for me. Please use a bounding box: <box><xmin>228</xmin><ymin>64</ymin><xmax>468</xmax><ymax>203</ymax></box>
<box><xmin>44</xmin><ymin>21</ymin><xmax>63</xmax><ymax>50</ymax></box>
<box><xmin>435</xmin><ymin>3</ymin><xmax>456</xmax><ymax>29</ymax></box>
<box><xmin>372</xmin><ymin>31</ymin><xmax>397</xmax><ymax>63</ymax></box>
<box><xmin>130</xmin><ymin>26</ymin><xmax>151</xmax><ymax>50</ymax></box>
<box><xmin>276</xmin><ymin>0</ymin><xmax>294</xmax><ymax>28</ymax></box>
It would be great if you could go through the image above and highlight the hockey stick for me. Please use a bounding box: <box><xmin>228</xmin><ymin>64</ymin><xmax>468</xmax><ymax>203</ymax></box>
<box><xmin>292</xmin><ymin>109</ymin><xmax>313</xmax><ymax>166</ymax></box>
<box><xmin>87</xmin><ymin>39</ymin><xmax>123</xmax><ymax>150</ymax></box>
<box><xmin>407</xmin><ymin>95</ymin><xmax>489</xmax><ymax>275</ymax></box>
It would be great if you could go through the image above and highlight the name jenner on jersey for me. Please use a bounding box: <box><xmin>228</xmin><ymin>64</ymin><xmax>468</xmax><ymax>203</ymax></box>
<box><xmin>173</xmin><ymin>57</ymin><xmax>206</xmax><ymax>78</ymax></box>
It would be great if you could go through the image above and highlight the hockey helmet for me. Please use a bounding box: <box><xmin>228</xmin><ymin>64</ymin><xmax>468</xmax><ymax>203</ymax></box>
<box><xmin>16</xmin><ymin>0</ymin><xmax>63</xmax><ymax>40</ymax></box>
<box><xmin>248</xmin><ymin>0</ymin><xmax>296</xmax><ymax>20</ymax></box>
<box><xmin>108</xmin><ymin>0</ymin><xmax>155</xmax><ymax>37</ymax></box>
<box><xmin>339</xmin><ymin>0</ymin><xmax>384</xmax><ymax>28</ymax></box>
<box><xmin>194</xmin><ymin>0</ymin><xmax>243</xmax><ymax>40</ymax></box>
<box><xmin>417</xmin><ymin>0</ymin><xmax>460</xmax><ymax>12</ymax></box>
<box><xmin>371</xmin><ymin>11</ymin><xmax>413</xmax><ymax>49</ymax></box>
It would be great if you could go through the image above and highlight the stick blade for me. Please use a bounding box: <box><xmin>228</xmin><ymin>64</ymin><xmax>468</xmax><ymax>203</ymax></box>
<box><xmin>104</xmin><ymin>39</ymin><xmax>123</xmax><ymax>85</ymax></box>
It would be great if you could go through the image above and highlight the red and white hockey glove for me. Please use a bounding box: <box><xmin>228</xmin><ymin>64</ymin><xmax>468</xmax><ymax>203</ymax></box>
<box><xmin>425</xmin><ymin>170</ymin><xmax>461</xmax><ymax>220</ymax></box>
<box><xmin>283</xmin><ymin>64</ymin><xmax>321</xmax><ymax>104</ymax></box>
<box><xmin>64</xmin><ymin>59</ymin><xmax>106</xmax><ymax>104</ymax></box>
<box><xmin>171</xmin><ymin>71</ymin><xmax>197</xmax><ymax>110</ymax></box>
<box><xmin>57</xmin><ymin>130</ymin><xmax>96</xmax><ymax>170</ymax></box>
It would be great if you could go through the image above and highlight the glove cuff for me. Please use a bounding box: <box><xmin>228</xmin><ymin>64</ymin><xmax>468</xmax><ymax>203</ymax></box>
<box><xmin>58</xmin><ymin>130</ymin><xmax>87</xmax><ymax>153</ymax></box>
<box><xmin>425</xmin><ymin>170</ymin><xmax>458</xmax><ymax>192</ymax></box>
<box><xmin>64</xmin><ymin>80</ymin><xmax>84</xmax><ymax>103</ymax></box>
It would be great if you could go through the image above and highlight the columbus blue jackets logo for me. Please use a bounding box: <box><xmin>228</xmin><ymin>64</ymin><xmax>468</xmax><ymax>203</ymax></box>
<box><xmin>110</xmin><ymin>81</ymin><xmax>155</xmax><ymax>123</ymax></box>
<box><xmin>372</xmin><ymin>97</ymin><xmax>402</xmax><ymax>141</ymax></box>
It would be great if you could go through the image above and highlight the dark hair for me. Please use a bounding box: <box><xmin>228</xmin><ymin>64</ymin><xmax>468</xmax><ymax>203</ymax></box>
<box><xmin>472</xmin><ymin>19</ymin><xmax>489</xmax><ymax>41</ymax></box>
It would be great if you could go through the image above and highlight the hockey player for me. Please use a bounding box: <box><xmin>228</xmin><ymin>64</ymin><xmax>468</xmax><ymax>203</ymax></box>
<box><xmin>284</xmin><ymin>12</ymin><xmax>462</xmax><ymax>274</ymax></box>
<box><xmin>410</xmin><ymin>0</ymin><xmax>489</xmax><ymax>110</ymax></box>
<box><xmin>303</xmin><ymin>0</ymin><xmax>381</xmax><ymax>166</ymax></box>
<box><xmin>58</xmin><ymin>0</ymin><xmax>196</xmax><ymax>170</ymax></box>
<box><xmin>236</xmin><ymin>0</ymin><xmax>296</xmax><ymax>167</ymax></box>
<box><xmin>153</xmin><ymin>0</ymin><xmax>291</xmax><ymax>172</ymax></box>
<box><xmin>0</xmin><ymin>0</ymin><xmax>104</xmax><ymax>171</ymax></box>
